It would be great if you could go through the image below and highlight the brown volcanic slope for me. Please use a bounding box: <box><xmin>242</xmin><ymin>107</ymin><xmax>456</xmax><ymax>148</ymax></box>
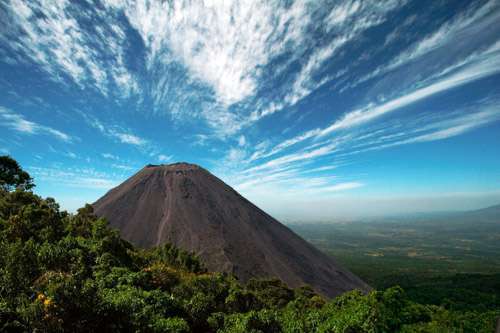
<box><xmin>93</xmin><ymin>163</ymin><xmax>369</xmax><ymax>297</ymax></box>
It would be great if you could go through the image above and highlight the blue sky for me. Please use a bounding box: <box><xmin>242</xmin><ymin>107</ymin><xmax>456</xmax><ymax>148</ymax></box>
<box><xmin>1</xmin><ymin>0</ymin><xmax>500</xmax><ymax>220</ymax></box>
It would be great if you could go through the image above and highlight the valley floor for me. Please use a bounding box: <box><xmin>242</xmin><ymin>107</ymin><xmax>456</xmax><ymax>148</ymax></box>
<box><xmin>291</xmin><ymin>219</ymin><xmax>500</xmax><ymax>311</ymax></box>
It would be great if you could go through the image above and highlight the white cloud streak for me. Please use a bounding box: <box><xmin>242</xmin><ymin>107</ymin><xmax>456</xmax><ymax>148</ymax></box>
<box><xmin>349</xmin><ymin>0</ymin><xmax>500</xmax><ymax>89</ymax></box>
<box><xmin>317</xmin><ymin>99</ymin><xmax>500</xmax><ymax>157</ymax></box>
<box><xmin>158</xmin><ymin>154</ymin><xmax>172</xmax><ymax>162</ymax></box>
<box><xmin>29</xmin><ymin>166</ymin><xmax>119</xmax><ymax>190</ymax></box>
<box><xmin>245</xmin><ymin>141</ymin><xmax>340</xmax><ymax>174</ymax></box>
<box><xmin>253</xmin><ymin>0</ymin><xmax>406</xmax><ymax>119</ymax></box>
<box><xmin>0</xmin><ymin>0</ymin><xmax>407</xmax><ymax>137</ymax></box>
<box><xmin>0</xmin><ymin>106</ymin><xmax>71</xmax><ymax>142</ymax></box>
<box><xmin>253</xmin><ymin>40</ymin><xmax>500</xmax><ymax>161</ymax></box>
<box><xmin>313</xmin><ymin>182</ymin><xmax>363</xmax><ymax>192</ymax></box>
<box><xmin>122</xmin><ymin>0</ymin><xmax>312</xmax><ymax>106</ymax></box>
<box><xmin>382</xmin><ymin>105</ymin><xmax>500</xmax><ymax>147</ymax></box>
<box><xmin>320</xmin><ymin>49</ymin><xmax>500</xmax><ymax>137</ymax></box>
<box><xmin>236</xmin><ymin>98</ymin><xmax>500</xmax><ymax>201</ymax></box>
<box><xmin>112</xmin><ymin>132</ymin><xmax>146</xmax><ymax>146</ymax></box>
<box><xmin>2</xmin><ymin>0</ymin><xmax>139</xmax><ymax>97</ymax></box>
<box><xmin>101</xmin><ymin>153</ymin><xmax>119</xmax><ymax>160</ymax></box>
<box><xmin>82</xmin><ymin>114</ymin><xmax>148</xmax><ymax>147</ymax></box>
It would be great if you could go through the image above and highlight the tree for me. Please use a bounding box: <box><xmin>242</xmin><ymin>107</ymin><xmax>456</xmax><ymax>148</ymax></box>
<box><xmin>0</xmin><ymin>156</ymin><xmax>34</xmax><ymax>192</ymax></box>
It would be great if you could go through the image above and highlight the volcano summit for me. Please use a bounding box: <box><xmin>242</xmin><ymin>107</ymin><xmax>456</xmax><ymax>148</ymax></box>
<box><xmin>93</xmin><ymin>163</ymin><xmax>369</xmax><ymax>297</ymax></box>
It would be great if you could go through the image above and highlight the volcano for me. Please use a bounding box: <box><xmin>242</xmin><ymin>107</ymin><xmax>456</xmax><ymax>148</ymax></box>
<box><xmin>93</xmin><ymin>163</ymin><xmax>369</xmax><ymax>297</ymax></box>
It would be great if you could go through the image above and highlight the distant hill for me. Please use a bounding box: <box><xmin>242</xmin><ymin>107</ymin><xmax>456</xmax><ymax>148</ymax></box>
<box><xmin>93</xmin><ymin>163</ymin><xmax>369</xmax><ymax>298</ymax></box>
<box><xmin>376</xmin><ymin>203</ymin><xmax>500</xmax><ymax>226</ymax></box>
<box><xmin>463</xmin><ymin>203</ymin><xmax>500</xmax><ymax>222</ymax></box>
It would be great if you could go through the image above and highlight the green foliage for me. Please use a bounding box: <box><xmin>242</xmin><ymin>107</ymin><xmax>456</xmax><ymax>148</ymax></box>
<box><xmin>0</xmin><ymin>155</ymin><xmax>34</xmax><ymax>192</ymax></box>
<box><xmin>216</xmin><ymin>309</ymin><xmax>281</xmax><ymax>333</ymax></box>
<box><xmin>387</xmin><ymin>273</ymin><xmax>500</xmax><ymax>311</ymax></box>
<box><xmin>246</xmin><ymin>279</ymin><xmax>295</xmax><ymax>309</ymax></box>
<box><xmin>0</xmin><ymin>157</ymin><xmax>498</xmax><ymax>332</ymax></box>
<box><xmin>144</xmin><ymin>243</ymin><xmax>205</xmax><ymax>273</ymax></box>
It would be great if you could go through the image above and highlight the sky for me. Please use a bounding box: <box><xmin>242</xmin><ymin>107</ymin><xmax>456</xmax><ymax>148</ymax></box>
<box><xmin>1</xmin><ymin>0</ymin><xmax>500</xmax><ymax>220</ymax></box>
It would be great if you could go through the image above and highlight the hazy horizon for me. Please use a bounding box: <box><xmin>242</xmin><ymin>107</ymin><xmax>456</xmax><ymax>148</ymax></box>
<box><xmin>1</xmin><ymin>0</ymin><xmax>500</xmax><ymax>217</ymax></box>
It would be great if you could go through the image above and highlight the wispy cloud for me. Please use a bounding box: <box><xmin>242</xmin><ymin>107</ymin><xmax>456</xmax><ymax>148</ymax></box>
<box><xmin>107</xmin><ymin>0</ymin><xmax>319</xmax><ymax>134</ymax></box>
<box><xmin>28</xmin><ymin>166</ymin><xmax>120</xmax><ymax>190</ymax></box>
<box><xmin>158</xmin><ymin>154</ymin><xmax>172</xmax><ymax>162</ymax></box>
<box><xmin>122</xmin><ymin>1</ymin><xmax>308</xmax><ymax>106</ymax></box>
<box><xmin>65</xmin><ymin>152</ymin><xmax>77</xmax><ymax>159</ymax></box>
<box><xmin>310</xmin><ymin>181</ymin><xmax>363</xmax><ymax>193</ymax></box>
<box><xmin>112</xmin><ymin>132</ymin><xmax>146</xmax><ymax>146</ymax></box>
<box><xmin>101</xmin><ymin>153</ymin><xmax>119</xmax><ymax>160</ymax></box>
<box><xmin>0</xmin><ymin>106</ymin><xmax>71</xmax><ymax>142</ymax></box>
<box><xmin>111</xmin><ymin>164</ymin><xmax>134</xmax><ymax>171</ymax></box>
<box><xmin>252</xmin><ymin>0</ymin><xmax>406</xmax><ymax>120</ymax></box>
<box><xmin>347</xmin><ymin>0</ymin><xmax>500</xmax><ymax>89</ymax></box>
<box><xmin>313</xmin><ymin>99</ymin><xmax>500</xmax><ymax>158</ymax></box>
<box><xmin>245</xmin><ymin>142</ymin><xmax>339</xmax><ymax>174</ymax></box>
<box><xmin>230</xmin><ymin>166</ymin><xmax>363</xmax><ymax>213</ymax></box>
<box><xmin>237</xmin><ymin>136</ymin><xmax>246</xmax><ymax>147</ymax></box>
<box><xmin>322</xmin><ymin>50</ymin><xmax>500</xmax><ymax>137</ymax></box>
<box><xmin>0</xmin><ymin>0</ymin><xmax>408</xmax><ymax>138</ymax></box>
<box><xmin>230</xmin><ymin>97</ymin><xmax>500</xmax><ymax>206</ymax></box>
<box><xmin>365</xmin><ymin>103</ymin><xmax>500</xmax><ymax>150</ymax></box>
<box><xmin>253</xmin><ymin>40</ymin><xmax>500</xmax><ymax>161</ymax></box>
<box><xmin>101</xmin><ymin>0</ymin><xmax>408</xmax><ymax>133</ymax></box>
<box><xmin>1</xmin><ymin>0</ymin><xmax>139</xmax><ymax>98</ymax></box>
<box><xmin>82</xmin><ymin>114</ymin><xmax>148</xmax><ymax>147</ymax></box>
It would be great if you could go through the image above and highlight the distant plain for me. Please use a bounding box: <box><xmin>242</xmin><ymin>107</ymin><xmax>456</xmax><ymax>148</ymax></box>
<box><xmin>290</xmin><ymin>207</ymin><xmax>500</xmax><ymax>310</ymax></box>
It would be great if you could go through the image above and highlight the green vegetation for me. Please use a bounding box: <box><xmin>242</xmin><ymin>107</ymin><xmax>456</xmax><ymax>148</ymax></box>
<box><xmin>0</xmin><ymin>156</ymin><xmax>34</xmax><ymax>192</ymax></box>
<box><xmin>0</xmin><ymin>156</ymin><xmax>499</xmax><ymax>332</ymax></box>
<box><xmin>291</xmin><ymin>221</ymin><xmax>500</xmax><ymax>313</ymax></box>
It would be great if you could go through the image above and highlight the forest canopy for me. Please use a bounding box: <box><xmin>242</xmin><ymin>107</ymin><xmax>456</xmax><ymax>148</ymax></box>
<box><xmin>0</xmin><ymin>156</ymin><xmax>498</xmax><ymax>332</ymax></box>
